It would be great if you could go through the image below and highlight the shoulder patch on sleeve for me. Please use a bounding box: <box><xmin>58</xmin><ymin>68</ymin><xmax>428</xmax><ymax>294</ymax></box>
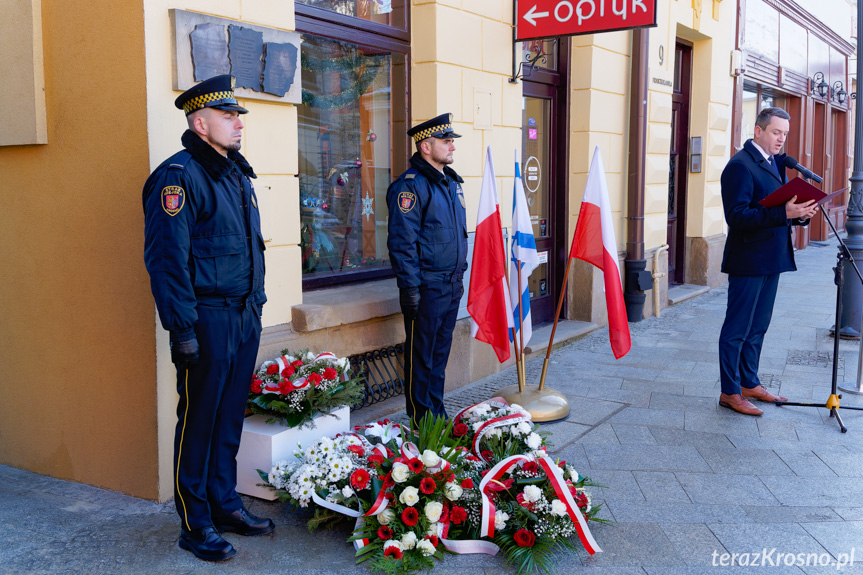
<box><xmin>397</xmin><ymin>190</ymin><xmax>417</xmax><ymax>213</ymax></box>
<box><xmin>161</xmin><ymin>185</ymin><xmax>185</xmax><ymax>216</ymax></box>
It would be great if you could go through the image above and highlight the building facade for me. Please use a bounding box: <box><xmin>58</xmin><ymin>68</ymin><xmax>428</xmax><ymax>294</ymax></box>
<box><xmin>0</xmin><ymin>0</ymin><xmax>852</xmax><ymax>500</ymax></box>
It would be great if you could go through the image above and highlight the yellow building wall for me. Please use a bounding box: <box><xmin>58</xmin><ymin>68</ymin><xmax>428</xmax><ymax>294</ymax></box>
<box><xmin>143</xmin><ymin>0</ymin><xmax>300</xmax><ymax>501</ymax></box>
<box><xmin>0</xmin><ymin>1</ymin><xmax>158</xmax><ymax>497</ymax></box>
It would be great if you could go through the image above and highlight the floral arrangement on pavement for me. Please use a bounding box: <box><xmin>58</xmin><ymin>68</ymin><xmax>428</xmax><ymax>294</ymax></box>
<box><xmin>261</xmin><ymin>398</ymin><xmax>608</xmax><ymax>575</ymax></box>
<box><xmin>248</xmin><ymin>349</ymin><xmax>365</xmax><ymax>429</ymax></box>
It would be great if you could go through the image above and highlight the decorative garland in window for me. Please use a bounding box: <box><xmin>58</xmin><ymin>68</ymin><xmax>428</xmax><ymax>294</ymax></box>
<box><xmin>301</xmin><ymin>53</ymin><xmax>385</xmax><ymax>110</ymax></box>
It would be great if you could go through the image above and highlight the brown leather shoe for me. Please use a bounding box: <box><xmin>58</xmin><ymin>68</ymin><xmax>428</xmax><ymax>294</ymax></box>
<box><xmin>719</xmin><ymin>393</ymin><xmax>763</xmax><ymax>416</ymax></box>
<box><xmin>742</xmin><ymin>385</ymin><xmax>787</xmax><ymax>403</ymax></box>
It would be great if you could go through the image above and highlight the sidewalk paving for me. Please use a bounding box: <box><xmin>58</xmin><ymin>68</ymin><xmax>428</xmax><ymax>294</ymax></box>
<box><xmin>4</xmin><ymin>241</ymin><xmax>863</xmax><ymax>574</ymax></box>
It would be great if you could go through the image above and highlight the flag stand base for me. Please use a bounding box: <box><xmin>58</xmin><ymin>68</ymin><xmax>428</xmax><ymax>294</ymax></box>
<box><xmin>493</xmin><ymin>384</ymin><xmax>570</xmax><ymax>423</ymax></box>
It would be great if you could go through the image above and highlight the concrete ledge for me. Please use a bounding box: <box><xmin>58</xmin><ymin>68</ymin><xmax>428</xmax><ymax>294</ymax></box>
<box><xmin>668</xmin><ymin>283</ymin><xmax>710</xmax><ymax>306</ymax></box>
<box><xmin>524</xmin><ymin>319</ymin><xmax>599</xmax><ymax>356</ymax></box>
<box><xmin>291</xmin><ymin>278</ymin><xmax>400</xmax><ymax>332</ymax></box>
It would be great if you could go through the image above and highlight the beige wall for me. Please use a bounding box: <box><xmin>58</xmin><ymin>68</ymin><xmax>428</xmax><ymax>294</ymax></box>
<box><xmin>0</xmin><ymin>1</ymin><xmax>157</xmax><ymax>497</ymax></box>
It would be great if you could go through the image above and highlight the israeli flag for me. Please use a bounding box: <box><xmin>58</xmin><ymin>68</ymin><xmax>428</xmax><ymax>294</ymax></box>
<box><xmin>510</xmin><ymin>151</ymin><xmax>540</xmax><ymax>351</ymax></box>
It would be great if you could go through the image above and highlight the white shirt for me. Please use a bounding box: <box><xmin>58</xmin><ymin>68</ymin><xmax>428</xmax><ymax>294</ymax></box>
<box><xmin>751</xmin><ymin>140</ymin><xmax>772</xmax><ymax>162</ymax></box>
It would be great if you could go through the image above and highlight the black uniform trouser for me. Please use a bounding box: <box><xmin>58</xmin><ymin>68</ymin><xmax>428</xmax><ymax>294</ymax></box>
<box><xmin>403</xmin><ymin>280</ymin><xmax>463</xmax><ymax>424</ymax></box>
<box><xmin>174</xmin><ymin>304</ymin><xmax>262</xmax><ymax>531</ymax></box>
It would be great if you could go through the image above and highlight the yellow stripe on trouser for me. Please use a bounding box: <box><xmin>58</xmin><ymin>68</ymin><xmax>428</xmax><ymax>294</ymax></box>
<box><xmin>409</xmin><ymin>319</ymin><xmax>417</xmax><ymax>428</ymax></box>
<box><xmin>176</xmin><ymin>369</ymin><xmax>191</xmax><ymax>531</ymax></box>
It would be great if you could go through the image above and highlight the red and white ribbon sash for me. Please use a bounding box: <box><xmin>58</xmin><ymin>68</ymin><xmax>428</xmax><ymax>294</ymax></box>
<box><xmin>453</xmin><ymin>397</ymin><xmax>511</xmax><ymax>424</ymax></box>
<box><xmin>441</xmin><ymin>537</ymin><xmax>499</xmax><ymax>555</ymax></box>
<box><xmin>311</xmin><ymin>488</ymin><xmax>389</xmax><ymax>518</ymax></box>
<box><xmin>478</xmin><ymin>454</ymin><xmax>531</xmax><ymax>538</ymax></box>
<box><xmin>399</xmin><ymin>442</ymin><xmax>451</xmax><ymax>474</ymax></box>
<box><xmin>470</xmin><ymin>413</ymin><xmax>531</xmax><ymax>456</ymax></box>
<box><xmin>352</xmin><ymin>517</ymin><xmax>370</xmax><ymax>551</ymax></box>
<box><xmin>536</xmin><ymin>456</ymin><xmax>602</xmax><ymax>555</ymax></box>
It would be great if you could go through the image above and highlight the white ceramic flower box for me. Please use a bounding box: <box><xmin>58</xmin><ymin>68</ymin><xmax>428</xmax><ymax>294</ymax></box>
<box><xmin>235</xmin><ymin>405</ymin><xmax>351</xmax><ymax>500</ymax></box>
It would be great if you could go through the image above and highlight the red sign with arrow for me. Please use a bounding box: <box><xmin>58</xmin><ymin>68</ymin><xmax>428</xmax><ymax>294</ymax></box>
<box><xmin>515</xmin><ymin>0</ymin><xmax>657</xmax><ymax>41</ymax></box>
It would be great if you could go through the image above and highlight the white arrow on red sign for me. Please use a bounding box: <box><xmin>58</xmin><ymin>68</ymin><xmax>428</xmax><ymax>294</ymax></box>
<box><xmin>523</xmin><ymin>5</ymin><xmax>550</xmax><ymax>26</ymax></box>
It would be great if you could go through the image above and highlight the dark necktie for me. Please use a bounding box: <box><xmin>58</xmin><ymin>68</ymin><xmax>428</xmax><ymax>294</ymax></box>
<box><xmin>768</xmin><ymin>156</ymin><xmax>782</xmax><ymax>180</ymax></box>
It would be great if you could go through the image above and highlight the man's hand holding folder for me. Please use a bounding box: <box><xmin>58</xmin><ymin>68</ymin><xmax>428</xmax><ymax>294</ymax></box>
<box><xmin>758</xmin><ymin>177</ymin><xmax>847</xmax><ymax>221</ymax></box>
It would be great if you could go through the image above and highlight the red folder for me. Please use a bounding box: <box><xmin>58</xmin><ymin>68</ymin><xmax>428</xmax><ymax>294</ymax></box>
<box><xmin>758</xmin><ymin>177</ymin><xmax>847</xmax><ymax>208</ymax></box>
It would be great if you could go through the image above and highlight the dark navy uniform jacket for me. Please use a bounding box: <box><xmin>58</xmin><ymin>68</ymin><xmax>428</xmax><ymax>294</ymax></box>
<box><xmin>143</xmin><ymin>130</ymin><xmax>266</xmax><ymax>343</ymax></box>
<box><xmin>720</xmin><ymin>139</ymin><xmax>808</xmax><ymax>277</ymax></box>
<box><xmin>387</xmin><ymin>153</ymin><xmax>468</xmax><ymax>288</ymax></box>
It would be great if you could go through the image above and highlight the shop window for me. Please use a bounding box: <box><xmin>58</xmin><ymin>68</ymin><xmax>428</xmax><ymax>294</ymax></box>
<box><xmin>298</xmin><ymin>0</ymin><xmax>407</xmax><ymax>31</ymax></box>
<box><xmin>297</xmin><ymin>4</ymin><xmax>409</xmax><ymax>288</ymax></box>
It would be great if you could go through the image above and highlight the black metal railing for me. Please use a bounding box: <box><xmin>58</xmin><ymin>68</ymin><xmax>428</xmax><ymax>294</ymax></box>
<box><xmin>348</xmin><ymin>344</ymin><xmax>405</xmax><ymax>411</ymax></box>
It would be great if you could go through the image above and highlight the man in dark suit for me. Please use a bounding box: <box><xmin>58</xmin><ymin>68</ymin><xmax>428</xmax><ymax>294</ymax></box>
<box><xmin>718</xmin><ymin>107</ymin><xmax>818</xmax><ymax>416</ymax></box>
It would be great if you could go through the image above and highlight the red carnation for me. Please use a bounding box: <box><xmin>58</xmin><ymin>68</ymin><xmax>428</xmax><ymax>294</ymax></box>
<box><xmin>307</xmin><ymin>372</ymin><xmax>322</xmax><ymax>386</ymax></box>
<box><xmin>281</xmin><ymin>366</ymin><xmax>295</xmax><ymax>378</ymax></box>
<box><xmin>383</xmin><ymin>473</ymin><xmax>395</xmax><ymax>488</ymax></box>
<box><xmin>522</xmin><ymin>461</ymin><xmax>539</xmax><ymax>475</ymax></box>
<box><xmin>575</xmin><ymin>491</ymin><xmax>589</xmax><ymax>509</ymax></box>
<box><xmin>350</xmin><ymin>469</ymin><xmax>370</xmax><ymax>490</ymax></box>
<box><xmin>383</xmin><ymin>546</ymin><xmax>403</xmax><ymax>559</ymax></box>
<box><xmin>420</xmin><ymin>477</ymin><xmax>436</xmax><ymax>494</ymax></box>
<box><xmin>385</xmin><ymin>491</ymin><xmax>395</xmax><ymax>501</ymax></box>
<box><xmin>466</xmin><ymin>455</ymin><xmax>481</xmax><ymax>462</ymax></box>
<box><xmin>385</xmin><ymin>447</ymin><xmax>394</xmax><ymax>458</ymax></box>
<box><xmin>377</xmin><ymin>526</ymin><xmax>393</xmax><ymax>540</ymax></box>
<box><xmin>250</xmin><ymin>380</ymin><xmax>262</xmax><ymax>394</ymax></box>
<box><xmin>278</xmin><ymin>380</ymin><xmax>292</xmax><ymax>395</ymax></box>
<box><xmin>453</xmin><ymin>422</ymin><xmax>469</xmax><ymax>437</ymax></box>
<box><xmin>407</xmin><ymin>458</ymin><xmax>424</xmax><ymax>473</ymax></box>
<box><xmin>348</xmin><ymin>444</ymin><xmax>365</xmax><ymax>457</ymax></box>
<box><xmin>367</xmin><ymin>453</ymin><xmax>384</xmax><ymax>467</ymax></box>
<box><xmin>266</xmin><ymin>364</ymin><xmax>279</xmax><ymax>375</ymax></box>
<box><xmin>480</xmin><ymin>450</ymin><xmax>494</xmax><ymax>462</ymax></box>
<box><xmin>401</xmin><ymin>507</ymin><xmax>419</xmax><ymax>526</ymax></box>
<box><xmin>450</xmin><ymin>506</ymin><xmax>467</xmax><ymax>525</ymax></box>
<box><xmin>323</xmin><ymin>367</ymin><xmax>338</xmax><ymax>380</ymax></box>
<box><xmin>426</xmin><ymin>535</ymin><xmax>439</xmax><ymax>547</ymax></box>
<box><xmin>514</xmin><ymin>528</ymin><xmax>536</xmax><ymax>548</ymax></box>
<box><xmin>460</xmin><ymin>478</ymin><xmax>474</xmax><ymax>489</ymax></box>
<box><xmin>291</xmin><ymin>360</ymin><xmax>303</xmax><ymax>368</ymax></box>
<box><xmin>558</xmin><ymin>460</ymin><xmax>567</xmax><ymax>468</ymax></box>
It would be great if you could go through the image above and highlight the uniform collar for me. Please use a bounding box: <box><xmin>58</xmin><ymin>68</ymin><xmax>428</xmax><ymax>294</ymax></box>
<box><xmin>182</xmin><ymin>130</ymin><xmax>257</xmax><ymax>181</ymax></box>
<box><xmin>409</xmin><ymin>153</ymin><xmax>464</xmax><ymax>185</ymax></box>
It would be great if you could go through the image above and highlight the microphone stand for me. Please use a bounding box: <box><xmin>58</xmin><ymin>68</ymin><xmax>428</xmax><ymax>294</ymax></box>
<box><xmin>775</xmin><ymin>175</ymin><xmax>863</xmax><ymax>432</ymax></box>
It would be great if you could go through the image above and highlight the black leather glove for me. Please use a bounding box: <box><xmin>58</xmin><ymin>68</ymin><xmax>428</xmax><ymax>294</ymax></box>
<box><xmin>399</xmin><ymin>287</ymin><xmax>420</xmax><ymax>321</ymax></box>
<box><xmin>171</xmin><ymin>338</ymin><xmax>199</xmax><ymax>369</ymax></box>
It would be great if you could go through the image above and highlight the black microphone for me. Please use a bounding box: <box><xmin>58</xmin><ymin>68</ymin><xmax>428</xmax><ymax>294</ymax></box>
<box><xmin>783</xmin><ymin>156</ymin><xmax>823</xmax><ymax>184</ymax></box>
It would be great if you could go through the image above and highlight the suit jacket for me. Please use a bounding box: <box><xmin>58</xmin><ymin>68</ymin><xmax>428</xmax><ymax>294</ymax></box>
<box><xmin>720</xmin><ymin>139</ymin><xmax>805</xmax><ymax>276</ymax></box>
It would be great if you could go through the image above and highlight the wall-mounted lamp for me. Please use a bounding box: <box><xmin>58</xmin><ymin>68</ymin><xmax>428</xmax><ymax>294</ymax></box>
<box><xmin>809</xmin><ymin>72</ymin><xmax>830</xmax><ymax>98</ymax></box>
<box><xmin>833</xmin><ymin>81</ymin><xmax>847</xmax><ymax>105</ymax></box>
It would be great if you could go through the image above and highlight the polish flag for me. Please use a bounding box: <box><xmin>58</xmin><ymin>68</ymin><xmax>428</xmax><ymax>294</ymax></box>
<box><xmin>469</xmin><ymin>147</ymin><xmax>513</xmax><ymax>363</ymax></box>
<box><xmin>570</xmin><ymin>147</ymin><xmax>631</xmax><ymax>359</ymax></box>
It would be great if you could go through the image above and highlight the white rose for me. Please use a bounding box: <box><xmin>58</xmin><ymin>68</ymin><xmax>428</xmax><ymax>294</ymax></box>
<box><xmin>426</xmin><ymin>522</ymin><xmax>441</xmax><ymax>536</ymax></box>
<box><xmin>517</xmin><ymin>421</ymin><xmax>532</xmax><ymax>435</ymax></box>
<box><xmin>421</xmin><ymin>449</ymin><xmax>441</xmax><ymax>469</ymax></box>
<box><xmin>377</xmin><ymin>507</ymin><xmax>395</xmax><ymax>525</ymax></box>
<box><xmin>523</xmin><ymin>484</ymin><xmax>542</xmax><ymax>503</ymax></box>
<box><xmin>551</xmin><ymin>499</ymin><xmax>568</xmax><ymax>517</ymax></box>
<box><xmin>342</xmin><ymin>485</ymin><xmax>355</xmax><ymax>498</ymax></box>
<box><xmin>417</xmin><ymin>538</ymin><xmax>436</xmax><ymax>557</ymax></box>
<box><xmin>568</xmin><ymin>467</ymin><xmax>580</xmax><ymax>483</ymax></box>
<box><xmin>526</xmin><ymin>432</ymin><xmax>542</xmax><ymax>450</ymax></box>
<box><xmin>425</xmin><ymin>501</ymin><xmax>444</xmax><ymax>522</ymax></box>
<box><xmin>391</xmin><ymin>462</ymin><xmax>410</xmax><ymax>483</ymax></box>
<box><xmin>305</xmin><ymin>351</ymin><xmax>316</xmax><ymax>361</ymax></box>
<box><xmin>383</xmin><ymin>539</ymin><xmax>403</xmax><ymax>551</ymax></box>
<box><xmin>400</xmin><ymin>531</ymin><xmax>417</xmax><ymax>549</ymax></box>
<box><xmin>444</xmin><ymin>482</ymin><xmax>463</xmax><ymax>501</ymax></box>
<box><xmin>494</xmin><ymin>510</ymin><xmax>509</xmax><ymax>530</ymax></box>
<box><xmin>399</xmin><ymin>485</ymin><xmax>420</xmax><ymax>506</ymax></box>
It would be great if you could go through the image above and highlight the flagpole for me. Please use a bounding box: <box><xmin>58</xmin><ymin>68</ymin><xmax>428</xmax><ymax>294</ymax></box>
<box><xmin>516</xmin><ymin>259</ymin><xmax>526</xmax><ymax>393</ymax></box>
<box><xmin>499</xmin><ymin>215</ymin><xmax>522</xmax><ymax>374</ymax></box>
<box><xmin>538</xmin><ymin>257</ymin><xmax>573</xmax><ymax>390</ymax></box>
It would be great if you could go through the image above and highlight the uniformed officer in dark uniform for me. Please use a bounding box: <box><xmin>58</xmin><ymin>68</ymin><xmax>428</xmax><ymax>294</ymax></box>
<box><xmin>387</xmin><ymin>113</ymin><xmax>468</xmax><ymax>425</ymax></box>
<box><xmin>142</xmin><ymin>75</ymin><xmax>273</xmax><ymax>562</ymax></box>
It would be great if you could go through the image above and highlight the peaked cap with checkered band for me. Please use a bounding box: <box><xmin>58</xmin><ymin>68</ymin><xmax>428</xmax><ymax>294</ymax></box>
<box><xmin>407</xmin><ymin>113</ymin><xmax>462</xmax><ymax>143</ymax></box>
<box><xmin>174</xmin><ymin>75</ymin><xmax>248</xmax><ymax>116</ymax></box>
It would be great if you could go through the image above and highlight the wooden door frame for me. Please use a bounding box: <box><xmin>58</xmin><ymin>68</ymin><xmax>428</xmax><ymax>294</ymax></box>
<box><xmin>668</xmin><ymin>40</ymin><xmax>692</xmax><ymax>285</ymax></box>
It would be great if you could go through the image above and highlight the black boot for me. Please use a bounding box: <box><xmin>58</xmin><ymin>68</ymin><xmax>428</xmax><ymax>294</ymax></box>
<box><xmin>213</xmin><ymin>507</ymin><xmax>275</xmax><ymax>536</ymax></box>
<box><xmin>178</xmin><ymin>525</ymin><xmax>236</xmax><ymax>561</ymax></box>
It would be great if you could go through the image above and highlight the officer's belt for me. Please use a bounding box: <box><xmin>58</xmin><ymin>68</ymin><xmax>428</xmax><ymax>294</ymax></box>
<box><xmin>196</xmin><ymin>294</ymin><xmax>257</xmax><ymax>310</ymax></box>
<box><xmin>420</xmin><ymin>270</ymin><xmax>464</xmax><ymax>284</ymax></box>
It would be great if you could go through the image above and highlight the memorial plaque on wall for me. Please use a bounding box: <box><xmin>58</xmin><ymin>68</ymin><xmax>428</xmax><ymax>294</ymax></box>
<box><xmin>190</xmin><ymin>23</ymin><xmax>229</xmax><ymax>81</ymax></box>
<box><xmin>171</xmin><ymin>9</ymin><xmax>302</xmax><ymax>105</ymax></box>
<box><xmin>228</xmin><ymin>25</ymin><xmax>264</xmax><ymax>91</ymax></box>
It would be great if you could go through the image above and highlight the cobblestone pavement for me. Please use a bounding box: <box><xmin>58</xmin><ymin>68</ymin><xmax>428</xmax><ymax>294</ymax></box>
<box><xmin>4</xmin><ymin>242</ymin><xmax>863</xmax><ymax>574</ymax></box>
